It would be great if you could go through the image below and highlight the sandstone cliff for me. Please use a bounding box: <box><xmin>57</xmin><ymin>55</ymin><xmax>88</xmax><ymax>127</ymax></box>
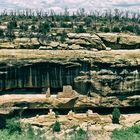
<box><xmin>0</xmin><ymin>49</ymin><xmax>140</xmax><ymax>114</ymax></box>
<box><xmin>0</xmin><ymin>33</ymin><xmax>140</xmax><ymax>50</ymax></box>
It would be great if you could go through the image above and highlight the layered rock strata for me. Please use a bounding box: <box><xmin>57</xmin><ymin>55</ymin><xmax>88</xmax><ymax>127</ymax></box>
<box><xmin>0</xmin><ymin>49</ymin><xmax>140</xmax><ymax>114</ymax></box>
<box><xmin>0</xmin><ymin>33</ymin><xmax>140</xmax><ymax>50</ymax></box>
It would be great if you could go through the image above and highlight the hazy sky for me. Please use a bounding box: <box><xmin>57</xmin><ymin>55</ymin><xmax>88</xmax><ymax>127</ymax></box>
<box><xmin>0</xmin><ymin>0</ymin><xmax>140</xmax><ymax>12</ymax></box>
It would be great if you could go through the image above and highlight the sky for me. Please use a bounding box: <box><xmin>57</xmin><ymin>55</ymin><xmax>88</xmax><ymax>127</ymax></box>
<box><xmin>0</xmin><ymin>0</ymin><xmax>140</xmax><ymax>13</ymax></box>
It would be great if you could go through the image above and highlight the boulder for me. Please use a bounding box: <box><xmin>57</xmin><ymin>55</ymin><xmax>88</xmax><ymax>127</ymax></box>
<box><xmin>14</xmin><ymin>38</ymin><xmax>29</xmax><ymax>44</ymax></box>
<box><xmin>49</xmin><ymin>41</ymin><xmax>59</xmax><ymax>48</ymax></box>
<box><xmin>39</xmin><ymin>46</ymin><xmax>48</xmax><ymax>50</ymax></box>
<box><xmin>98</xmin><ymin>33</ymin><xmax>118</xmax><ymax>43</ymax></box>
<box><xmin>68</xmin><ymin>44</ymin><xmax>81</xmax><ymax>50</ymax></box>
<box><xmin>106</xmin><ymin>47</ymin><xmax>111</xmax><ymax>51</ymax></box>
<box><xmin>67</xmin><ymin>33</ymin><xmax>106</xmax><ymax>50</ymax></box>
<box><xmin>60</xmin><ymin>43</ymin><xmax>68</xmax><ymax>49</ymax></box>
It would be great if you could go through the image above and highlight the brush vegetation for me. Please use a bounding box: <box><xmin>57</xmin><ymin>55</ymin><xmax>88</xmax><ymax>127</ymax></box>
<box><xmin>0</xmin><ymin>9</ymin><xmax>139</xmax><ymax>42</ymax></box>
<box><xmin>111</xmin><ymin>125</ymin><xmax>140</xmax><ymax>140</ymax></box>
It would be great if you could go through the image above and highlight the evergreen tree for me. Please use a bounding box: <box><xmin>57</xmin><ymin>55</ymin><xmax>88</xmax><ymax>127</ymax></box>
<box><xmin>112</xmin><ymin>107</ymin><xmax>121</xmax><ymax>124</ymax></box>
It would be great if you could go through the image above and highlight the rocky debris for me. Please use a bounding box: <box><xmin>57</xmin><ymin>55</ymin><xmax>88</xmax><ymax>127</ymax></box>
<box><xmin>49</xmin><ymin>41</ymin><xmax>59</xmax><ymax>48</ymax></box>
<box><xmin>67</xmin><ymin>112</ymin><xmax>101</xmax><ymax>123</ymax></box>
<box><xmin>68</xmin><ymin>44</ymin><xmax>81</xmax><ymax>50</ymax></box>
<box><xmin>121</xmin><ymin>114</ymin><xmax>140</xmax><ymax>126</ymax></box>
<box><xmin>59</xmin><ymin>43</ymin><xmax>68</xmax><ymax>49</ymax></box>
<box><xmin>67</xmin><ymin>110</ymin><xmax>75</xmax><ymax>120</ymax></box>
<box><xmin>20</xmin><ymin>113</ymin><xmax>140</xmax><ymax>140</ymax></box>
<box><xmin>48</xmin><ymin>109</ymin><xmax>56</xmax><ymax>119</ymax></box>
<box><xmin>21</xmin><ymin>111</ymin><xmax>102</xmax><ymax>129</ymax></box>
<box><xmin>103</xmin><ymin>124</ymin><xmax>123</xmax><ymax>132</ymax></box>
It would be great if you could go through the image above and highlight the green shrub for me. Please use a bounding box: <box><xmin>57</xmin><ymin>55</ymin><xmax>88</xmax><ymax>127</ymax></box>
<box><xmin>60</xmin><ymin>21</ymin><xmax>72</xmax><ymax>28</ymax></box>
<box><xmin>0</xmin><ymin>119</ymin><xmax>46</xmax><ymax>140</ymax></box>
<box><xmin>0</xmin><ymin>126</ymin><xmax>46</xmax><ymax>140</ymax></box>
<box><xmin>112</xmin><ymin>108</ymin><xmax>121</xmax><ymax>124</ymax></box>
<box><xmin>38</xmin><ymin>22</ymin><xmax>50</xmax><ymax>34</ymax></box>
<box><xmin>99</xmin><ymin>27</ymin><xmax>110</xmax><ymax>32</ymax></box>
<box><xmin>26</xmin><ymin>124</ymin><xmax>34</xmax><ymax>139</ymax></box>
<box><xmin>31</xmin><ymin>25</ymin><xmax>36</xmax><ymax>32</ymax></box>
<box><xmin>0</xmin><ymin>116</ymin><xmax>6</xmax><ymax>129</ymax></box>
<box><xmin>5</xmin><ymin>29</ymin><xmax>15</xmax><ymax>41</ymax></box>
<box><xmin>71</xmin><ymin>125</ymin><xmax>79</xmax><ymax>130</ymax></box>
<box><xmin>104</xmin><ymin>27</ymin><xmax>110</xmax><ymax>32</ymax></box>
<box><xmin>19</xmin><ymin>22</ymin><xmax>28</xmax><ymax>32</ymax></box>
<box><xmin>75</xmin><ymin>25</ymin><xmax>86</xmax><ymax>33</ymax></box>
<box><xmin>77</xmin><ymin>128</ymin><xmax>87</xmax><ymax>136</ymax></box>
<box><xmin>121</xmin><ymin>26</ymin><xmax>127</xmax><ymax>32</ymax></box>
<box><xmin>112</xmin><ymin>26</ymin><xmax>120</xmax><ymax>32</ymax></box>
<box><xmin>60</xmin><ymin>31</ymin><xmax>67</xmax><ymax>43</ymax></box>
<box><xmin>70</xmin><ymin>128</ymin><xmax>88</xmax><ymax>140</ymax></box>
<box><xmin>111</xmin><ymin>125</ymin><xmax>140</xmax><ymax>140</ymax></box>
<box><xmin>134</xmin><ymin>25</ymin><xmax>140</xmax><ymax>35</ymax></box>
<box><xmin>125</xmin><ymin>25</ymin><xmax>134</xmax><ymax>32</ymax></box>
<box><xmin>6</xmin><ymin>117</ymin><xmax>21</xmax><ymax>134</ymax></box>
<box><xmin>84</xmin><ymin>17</ymin><xmax>92</xmax><ymax>27</ymax></box>
<box><xmin>99</xmin><ymin>27</ymin><xmax>104</xmax><ymax>32</ymax></box>
<box><xmin>0</xmin><ymin>29</ymin><xmax>4</xmax><ymax>38</ymax></box>
<box><xmin>7</xmin><ymin>19</ymin><xmax>17</xmax><ymax>30</ymax></box>
<box><xmin>52</xmin><ymin>121</ymin><xmax>61</xmax><ymax>132</ymax></box>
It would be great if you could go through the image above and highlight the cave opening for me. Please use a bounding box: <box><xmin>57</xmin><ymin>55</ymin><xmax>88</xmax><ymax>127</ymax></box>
<box><xmin>8</xmin><ymin>106</ymin><xmax>140</xmax><ymax>119</ymax></box>
<box><xmin>50</xmin><ymin>87</ymin><xmax>63</xmax><ymax>95</ymax></box>
<box><xmin>74</xmin><ymin>106</ymin><xmax>140</xmax><ymax>115</ymax></box>
<box><xmin>0</xmin><ymin>87</ymin><xmax>43</xmax><ymax>95</ymax></box>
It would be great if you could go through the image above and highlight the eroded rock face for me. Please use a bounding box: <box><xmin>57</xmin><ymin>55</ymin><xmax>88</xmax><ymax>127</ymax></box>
<box><xmin>66</xmin><ymin>33</ymin><xmax>107</xmax><ymax>50</ymax></box>
<box><xmin>0</xmin><ymin>50</ymin><xmax>140</xmax><ymax>112</ymax></box>
<box><xmin>0</xmin><ymin>33</ymin><xmax>140</xmax><ymax>50</ymax></box>
<box><xmin>0</xmin><ymin>61</ymin><xmax>81</xmax><ymax>92</ymax></box>
<box><xmin>74</xmin><ymin>69</ymin><xmax>140</xmax><ymax>97</ymax></box>
<box><xmin>98</xmin><ymin>33</ymin><xmax>140</xmax><ymax>49</ymax></box>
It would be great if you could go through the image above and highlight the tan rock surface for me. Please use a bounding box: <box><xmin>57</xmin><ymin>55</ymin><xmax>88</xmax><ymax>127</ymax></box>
<box><xmin>98</xmin><ymin>33</ymin><xmax>140</xmax><ymax>49</ymax></box>
<box><xmin>0</xmin><ymin>49</ymin><xmax>140</xmax><ymax>112</ymax></box>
